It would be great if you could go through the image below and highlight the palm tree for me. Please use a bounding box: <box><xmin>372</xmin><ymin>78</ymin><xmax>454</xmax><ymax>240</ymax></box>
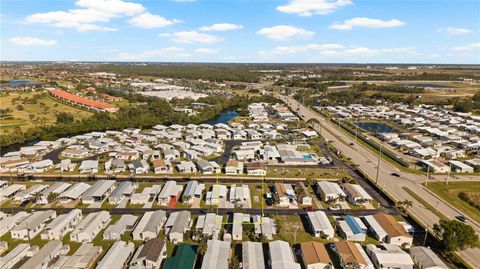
<box><xmin>32</xmin><ymin>192</ymin><xmax>42</xmax><ymax>203</ymax></box>
<box><xmin>397</xmin><ymin>199</ymin><xmax>413</xmax><ymax>213</ymax></box>
<box><xmin>47</xmin><ymin>192</ymin><xmax>59</xmax><ymax>204</ymax></box>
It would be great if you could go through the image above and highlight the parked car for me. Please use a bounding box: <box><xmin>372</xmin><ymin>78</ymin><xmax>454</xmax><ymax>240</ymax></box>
<box><xmin>455</xmin><ymin>215</ymin><xmax>468</xmax><ymax>222</ymax></box>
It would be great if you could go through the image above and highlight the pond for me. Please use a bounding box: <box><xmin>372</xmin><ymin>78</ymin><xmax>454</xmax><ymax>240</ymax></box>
<box><xmin>399</xmin><ymin>83</ymin><xmax>454</xmax><ymax>88</ymax></box>
<box><xmin>354</xmin><ymin>121</ymin><xmax>398</xmax><ymax>133</ymax></box>
<box><xmin>8</xmin><ymin>80</ymin><xmax>40</xmax><ymax>87</ymax></box>
<box><xmin>204</xmin><ymin>110</ymin><xmax>239</xmax><ymax>125</ymax></box>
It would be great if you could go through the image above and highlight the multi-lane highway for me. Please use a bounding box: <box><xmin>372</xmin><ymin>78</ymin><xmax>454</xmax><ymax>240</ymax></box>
<box><xmin>277</xmin><ymin>93</ymin><xmax>480</xmax><ymax>269</ymax></box>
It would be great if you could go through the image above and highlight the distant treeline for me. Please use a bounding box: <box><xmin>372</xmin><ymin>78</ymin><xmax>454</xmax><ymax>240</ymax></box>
<box><xmin>353</xmin><ymin>82</ymin><xmax>425</xmax><ymax>93</ymax></box>
<box><xmin>274</xmin><ymin>78</ymin><xmax>346</xmax><ymax>90</ymax></box>
<box><xmin>0</xmin><ymin>92</ymin><xmax>279</xmax><ymax>148</ymax></box>
<box><xmin>93</xmin><ymin>64</ymin><xmax>260</xmax><ymax>83</ymax></box>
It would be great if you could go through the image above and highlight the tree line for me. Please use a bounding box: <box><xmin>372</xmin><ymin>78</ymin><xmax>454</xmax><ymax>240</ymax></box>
<box><xmin>0</xmin><ymin>92</ymin><xmax>279</xmax><ymax>148</ymax></box>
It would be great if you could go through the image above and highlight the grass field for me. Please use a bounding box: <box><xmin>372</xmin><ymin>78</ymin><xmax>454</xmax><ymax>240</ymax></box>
<box><xmin>0</xmin><ymin>91</ymin><xmax>92</xmax><ymax>134</ymax></box>
<box><xmin>425</xmin><ymin>182</ymin><xmax>480</xmax><ymax>223</ymax></box>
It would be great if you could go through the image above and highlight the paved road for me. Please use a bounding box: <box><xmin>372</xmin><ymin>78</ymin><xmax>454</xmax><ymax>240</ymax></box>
<box><xmin>0</xmin><ymin>206</ymin><xmax>397</xmax><ymax>216</ymax></box>
<box><xmin>277</xmin><ymin>93</ymin><xmax>480</xmax><ymax>269</ymax></box>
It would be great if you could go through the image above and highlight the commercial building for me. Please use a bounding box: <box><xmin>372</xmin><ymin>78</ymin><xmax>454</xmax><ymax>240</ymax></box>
<box><xmin>48</xmin><ymin>89</ymin><xmax>118</xmax><ymax>112</ymax></box>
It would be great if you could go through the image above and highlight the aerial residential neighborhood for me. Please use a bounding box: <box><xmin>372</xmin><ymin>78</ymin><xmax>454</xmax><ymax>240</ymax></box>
<box><xmin>1</xmin><ymin>0</ymin><xmax>479</xmax><ymax>268</ymax></box>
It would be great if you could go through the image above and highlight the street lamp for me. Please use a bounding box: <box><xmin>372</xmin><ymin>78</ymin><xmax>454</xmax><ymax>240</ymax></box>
<box><xmin>375</xmin><ymin>145</ymin><xmax>383</xmax><ymax>185</ymax></box>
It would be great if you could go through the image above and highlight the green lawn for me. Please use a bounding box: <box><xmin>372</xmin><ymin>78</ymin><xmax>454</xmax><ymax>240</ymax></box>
<box><xmin>426</xmin><ymin>182</ymin><xmax>480</xmax><ymax>223</ymax></box>
<box><xmin>0</xmin><ymin>92</ymin><xmax>92</xmax><ymax>134</ymax></box>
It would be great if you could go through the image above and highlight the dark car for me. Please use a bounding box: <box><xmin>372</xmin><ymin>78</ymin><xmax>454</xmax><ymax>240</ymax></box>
<box><xmin>455</xmin><ymin>215</ymin><xmax>468</xmax><ymax>222</ymax></box>
<box><xmin>304</xmin><ymin>206</ymin><xmax>314</xmax><ymax>212</ymax></box>
<box><xmin>391</xmin><ymin>172</ymin><xmax>401</xmax><ymax>177</ymax></box>
<box><xmin>19</xmin><ymin>198</ymin><xmax>32</xmax><ymax>208</ymax></box>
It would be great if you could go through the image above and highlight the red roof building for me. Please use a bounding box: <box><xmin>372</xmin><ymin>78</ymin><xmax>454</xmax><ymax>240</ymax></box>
<box><xmin>48</xmin><ymin>89</ymin><xmax>118</xmax><ymax>112</ymax></box>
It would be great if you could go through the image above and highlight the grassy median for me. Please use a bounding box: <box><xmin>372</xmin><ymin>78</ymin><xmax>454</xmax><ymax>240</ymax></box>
<box><xmin>425</xmin><ymin>182</ymin><xmax>480</xmax><ymax>223</ymax></box>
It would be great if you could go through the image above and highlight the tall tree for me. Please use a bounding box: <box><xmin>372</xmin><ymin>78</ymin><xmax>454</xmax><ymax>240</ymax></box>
<box><xmin>433</xmin><ymin>219</ymin><xmax>479</xmax><ymax>252</ymax></box>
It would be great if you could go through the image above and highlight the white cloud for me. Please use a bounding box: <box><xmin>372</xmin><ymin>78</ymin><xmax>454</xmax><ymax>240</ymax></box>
<box><xmin>199</xmin><ymin>23</ymin><xmax>243</xmax><ymax>31</ymax></box>
<box><xmin>276</xmin><ymin>0</ymin><xmax>352</xmax><ymax>16</ymax></box>
<box><xmin>26</xmin><ymin>0</ymin><xmax>144</xmax><ymax>31</ymax></box>
<box><xmin>439</xmin><ymin>26</ymin><xmax>472</xmax><ymax>35</ymax></box>
<box><xmin>329</xmin><ymin>17</ymin><xmax>405</xmax><ymax>30</ymax></box>
<box><xmin>8</xmin><ymin>37</ymin><xmax>57</xmax><ymax>46</ymax></box>
<box><xmin>160</xmin><ymin>31</ymin><xmax>221</xmax><ymax>43</ymax></box>
<box><xmin>129</xmin><ymin>12</ymin><xmax>180</xmax><ymax>28</ymax></box>
<box><xmin>260</xmin><ymin>44</ymin><xmax>417</xmax><ymax>59</ymax></box>
<box><xmin>117</xmin><ymin>47</ymin><xmax>191</xmax><ymax>60</ymax></box>
<box><xmin>257</xmin><ymin>25</ymin><xmax>314</xmax><ymax>40</ymax></box>
<box><xmin>195</xmin><ymin>48</ymin><xmax>219</xmax><ymax>54</ymax></box>
<box><xmin>268</xmin><ymin>43</ymin><xmax>344</xmax><ymax>54</ymax></box>
<box><xmin>452</xmin><ymin>43</ymin><xmax>480</xmax><ymax>51</ymax></box>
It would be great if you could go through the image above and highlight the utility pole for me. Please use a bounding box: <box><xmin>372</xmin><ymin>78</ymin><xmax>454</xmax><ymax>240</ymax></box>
<box><xmin>446</xmin><ymin>163</ymin><xmax>451</xmax><ymax>185</ymax></box>
<box><xmin>375</xmin><ymin>145</ymin><xmax>383</xmax><ymax>185</ymax></box>
<box><xmin>354</xmin><ymin>125</ymin><xmax>358</xmax><ymax>149</ymax></box>
<box><xmin>422</xmin><ymin>227</ymin><xmax>428</xmax><ymax>246</ymax></box>
<box><xmin>425</xmin><ymin>165</ymin><xmax>430</xmax><ymax>187</ymax></box>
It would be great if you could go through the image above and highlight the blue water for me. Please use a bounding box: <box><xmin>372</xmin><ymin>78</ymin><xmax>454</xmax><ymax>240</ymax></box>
<box><xmin>303</xmin><ymin>155</ymin><xmax>312</xmax><ymax>159</ymax></box>
<box><xmin>8</xmin><ymin>80</ymin><xmax>40</xmax><ymax>87</ymax></box>
<box><xmin>399</xmin><ymin>83</ymin><xmax>453</xmax><ymax>88</ymax></box>
<box><xmin>205</xmin><ymin>110</ymin><xmax>239</xmax><ymax>125</ymax></box>
<box><xmin>354</xmin><ymin>121</ymin><xmax>398</xmax><ymax>133</ymax></box>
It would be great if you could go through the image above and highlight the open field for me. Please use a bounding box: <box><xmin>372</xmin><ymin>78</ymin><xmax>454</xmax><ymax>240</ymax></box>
<box><xmin>0</xmin><ymin>92</ymin><xmax>92</xmax><ymax>134</ymax></box>
<box><xmin>426</xmin><ymin>182</ymin><xmax>480</xmax><ymax>223</ymax></box>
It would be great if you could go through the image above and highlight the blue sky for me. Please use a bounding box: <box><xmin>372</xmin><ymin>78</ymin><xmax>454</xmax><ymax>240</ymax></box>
<box><xmin>1</xmin><ymin>0</ymin><xmax>479</xmax><ymax>63</ymax></box>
